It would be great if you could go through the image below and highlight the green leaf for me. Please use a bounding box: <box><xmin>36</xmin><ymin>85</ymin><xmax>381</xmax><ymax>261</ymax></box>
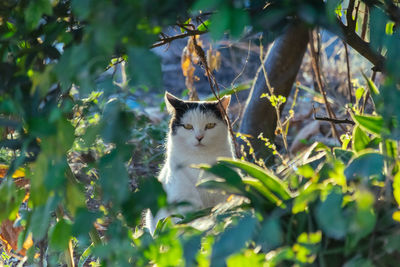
<box><xmin>242</xmin><ymin>178</ymin><xmax>285</xmax><ymax>208</ymax></box>
<box><xmin>316</xmin><ymin>191</ymin><xmax>347</xmax><ymax>239</ymax></box>
<box><xmin>227</xmin><ymin>249</ymin><xmax>264</xmax><ymax>267</ymax></box>
<box><xmin>50</xmin><ymin>219</ymin><xmax>72</xmax><ymax>251</ymax></box>
<box><xmin>78</xmin><ymin>243</ymin><xmax>94</xmax><ymax>267</ymax></box>
<box><xmin>297</xmin><ymin>164</ymin><xmax>314</xmax><ymax>178</ymax></box>
<box><xmin>347</xmin><ymin>190</ymin><xmax>376</xmax><ymax>249</ymax></box>
<box><xmin>293</xmin><ymin>184</ymin><xmax>320</xmax><ymax>214</ymax></box>
<box><xmin>256</xmin><ymin>218</ymin><xmax>283</xmax><ymax>251</ymax></box>
<box><xmin>199</xmin><ymin>162</ymin><xmax>243</xmax><ymax>188</ymax></box>
<box><xmin>128</xmin><ymin>47</ymin><xmax>162</xmax><ymax>88</ymax></box>
<box><xmin>345</xmin><ymin>152</ymin><xmax>384</xmax><ymax>180</ymax></box>
<box><xmin>30</xmin><ymin>196</ymin><xmax>59</xmax><ymax>240</ymax></box>
<box><xmin>197</xmin><ymin>20</ymin><xmax>210</xmax><ymax>32</ymax></box>
<box><xmin>65</xmin><ymin>181</ymin><xmax>86</xmax><ymax>216</ymax></box>
<box><xmin>210</xmin><ymin>6</ymin><xmax>230</xmax><ymax>40</ymax></box>
<box><xmin>25</xmin><ymin>0</ymin><xmax>53</xmax><ymax>29</ymax></box>
<box><xmin>230</xmin><ymin>8</ymin><xmax>249</xmax><ymax>38</ymax></box>
<box><xmin>361</xmin><ymin>72</ymin><xmax>380</xmax><ymax>104</ymax></box>
<box><xmin>352</xmin><ymin>114</ymin><xmax>388</xmax><ymax>136</ymax></box>
<box><xmin>211</xmin><ymin>214</ymin><xmax>256</xmax><ymax>266</ymax></box>
<box><xmin>355</xmin><ymin>87</ymin><xmax>365</xmax><ymax>102</ymax></box>
<box><xmin>197</xmin><ymin>179</ymin><xmax>243</xmax><ymax>195</ymax></box>
<box><xmin>218</xmin><ymin>158</ymin><xmax>291</xmax><ymax>200</ymax></box>
<box><xmin>122</xmin><ymin>178</ymin><xmax>167</xmax><ymax>227</ymax></box>
<box><xmin>182</xmin><ymin>234</ymin><xmax>202</xmax><ymax>267</ymax></box>
<box><xmin>352</xmin><ymin>126</ymin><xmax>370</xmax><ymax>152</ymax></box>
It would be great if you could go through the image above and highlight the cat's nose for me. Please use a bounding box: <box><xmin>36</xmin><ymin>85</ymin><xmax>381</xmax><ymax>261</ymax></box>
<box><xmin>196</xmin><ymin>135</ymin><xmax>204</xmax><ymax>142</ymax></box>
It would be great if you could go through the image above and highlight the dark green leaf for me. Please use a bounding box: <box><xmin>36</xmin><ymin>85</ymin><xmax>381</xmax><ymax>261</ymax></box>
<box><xmin>316</xmin><ymin>191</ymin><xmax>347</xmax><ymax>239</ymax></box>
<box><xmin>345</xmin><ymin>152</ymin><xmax>384</xmax><ymax>180</ymax></box>
<box><xmin>50</xmin><ymin>219</ymin><xmax>72</xmax><ymax>251</ymax></box>
<box><xmin>211</xmin><ymin>214</ymin><xmax>257</xmax><ymax>266</ymax></box>
<box><xmin>128</xmin><ymin>47</ymin><xmax>162</xmax><ymax>88</ymax></box>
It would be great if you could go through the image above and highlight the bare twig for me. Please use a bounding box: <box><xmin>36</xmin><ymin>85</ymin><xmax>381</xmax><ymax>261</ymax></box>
<box><xmin>343</xmin><ymin>41</ymin><xmax>354</xmax><ymax>104</ymax></box>
<box><xmin>313</xmin><ymin>107</ymin><xmax>355</xmax><ymax>125</ymax></box>
<box><xmin>309</xmin><ymin>30</ymin><xmax>342</xmax><ymax>144</ymax></box>
<box><xmin>192</xmin><ymin>36</ymin><xmax>240</xmax><ymax>157</ymax></box>
<box><xmin>337</xmin><ymin>18</ymin><xmax>385</xmax><ymax>71</ymax></box>
<box><xmin>151</xmin><ymin>29</ymin><xmax>208</xmax><ymax>49</ymax></box>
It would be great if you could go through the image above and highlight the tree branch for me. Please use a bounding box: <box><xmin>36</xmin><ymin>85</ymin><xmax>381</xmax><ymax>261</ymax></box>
<box><xmin>336</xmin><ymin>18</ymin><xmax>386</xmax><ymax>71</ymax></box>
<box><xmin>150</xmin><ymin>29</ymin><xmax>207</xmax><ymax>49</ymax></box>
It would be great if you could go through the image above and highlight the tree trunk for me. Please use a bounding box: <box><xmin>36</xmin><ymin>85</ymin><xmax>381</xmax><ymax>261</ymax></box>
<box><xmin>238</xmin><ymin>22</ymin><xmax>309</xmax><ymax>161</ymax></box>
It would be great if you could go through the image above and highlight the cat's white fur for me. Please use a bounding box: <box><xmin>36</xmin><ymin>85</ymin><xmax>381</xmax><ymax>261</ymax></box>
<box><xmin>145</xmin><ymin>93</ymin><xmax>234</xmax><ymax>235</ymax></box>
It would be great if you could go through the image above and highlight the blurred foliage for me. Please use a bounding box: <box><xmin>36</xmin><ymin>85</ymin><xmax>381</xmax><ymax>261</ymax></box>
<box><xmin>0</xmin><ymin>0</ymin><xmax>400</xmax><ymax>266</ymax></box>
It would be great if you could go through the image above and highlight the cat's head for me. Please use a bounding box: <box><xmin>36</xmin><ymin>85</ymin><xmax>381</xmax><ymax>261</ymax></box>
<box><xmin>165</xmin><ymin>92</ymin><xmax>231</xmax><ymax>149</ymax></box>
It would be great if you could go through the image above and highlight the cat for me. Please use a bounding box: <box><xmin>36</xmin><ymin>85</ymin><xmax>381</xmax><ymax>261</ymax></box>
<box><xmin>145</xmin><ymin>92</ymin><xmax>235</xmax><ymax>235</ymax></box>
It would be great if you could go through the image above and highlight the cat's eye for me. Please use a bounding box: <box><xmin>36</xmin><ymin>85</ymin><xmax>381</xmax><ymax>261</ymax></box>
<box><xmin>183</xmin><ymin>124</ymin><xmax>193</xmax><ymax>130</ymax></box>
<box><xmin>205</xmin><ymin>123</ymin><xmax>216</xmax><ymax>130</ymax></box>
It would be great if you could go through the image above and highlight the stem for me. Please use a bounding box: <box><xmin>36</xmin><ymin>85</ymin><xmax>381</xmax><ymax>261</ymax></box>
<box><xmin>192</xmin><ymin>36</ymin><xmax>240</xmax><ymax>157</ymax></box>
<box><xmin>343</xmin><ymin>42</ymin><xmax>354</xmax><ymax>104</ymax></box>
<box><xmin>309</xmin><ymin>30</ymin><xmax>342</xmax><ymax>144</ymax></box>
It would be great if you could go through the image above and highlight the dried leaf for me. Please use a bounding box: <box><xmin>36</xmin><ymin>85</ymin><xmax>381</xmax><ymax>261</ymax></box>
<box><xmin>0</xmin><ymin>219</ymin><xmax>33</xmax><ymax>256</ymax></box>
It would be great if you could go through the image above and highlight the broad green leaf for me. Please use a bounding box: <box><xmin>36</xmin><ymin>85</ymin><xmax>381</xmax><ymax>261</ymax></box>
<box><xmin>352</xmin><ymin>114</ymin><xmax>388</xmax><ymax>136</ymax></box>
<box><xmin>230</xmin><ymin>8</ymin><xmax>249</xmax><ymax>38</ymax></box>
<box><xmin>50</xmin><ymin>219</ymin><xmax>72</xmax><ymax>251</ymax></box>
<box><xmin>30</xmin><ymin>196</ymin><xmax>59</xmax><ymax>240</ymax></box>
<box><xmin>211</xmin><ymin>215</ymin><xmax>256</xmax><ymax>266</ymax></box>
<box><xmin>182</xmin><ymin>234</ymin><xmax>202</xmax><ymax>267</ymax></box>
<box><xmin>199</xmin><ymin>162</ymin><xmax>243</xmax><ymax>187</ymax></box>
<box><xmin>352</xmin><ymin>126</ymin><xmax>370</xmax><ymax>152</ymax></box>
<box><xmin>197</xmin><ymin>179</ymin><xmax>243</xmax><ymax>195</ymax></box>
<box><xmin>242</xmin><ymin>178</ymin><xmax>285</xmax><ymax>208</ymax></box>
<box><xmin>218</xmin><ymin>158</ymin><xmax>291</xmax><ymax>200</ymax></box>
<box><xmin>65</xmin><ymin>181</ymin><xmax>86</xmax><ymax>216</ymax></box>
<box><xmin>256</xmin><ymin>218</ymin><xmax>283</xmax><ymax>251</ymax></box>
<box><xmin>316</xmin><ymin>191</ymin><xmax>347</xmax><ymax>239</ymax></box>
<box><xmin>345</xmin><ymin>152</ymin><xmax>384</xmax><ymax>180</ymax></box>
<box><xmin>128</xmin><ymin>47</ymin><xmax>162</xmax><ymax>88</ymax></box>
<box><xmin>210</xmin><ymin>6</ymin><xmax>230</xmax><ymax>40</ymax></box>
<box><xmin>122</xmin><ymin>177</ymin><xmax>166</xmax><ymax>227</ymax></box>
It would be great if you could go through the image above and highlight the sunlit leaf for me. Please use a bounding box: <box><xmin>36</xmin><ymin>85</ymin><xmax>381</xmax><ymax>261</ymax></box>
<box><xmin>218</xmin><ymin>158</ymin><xmax>291</xmax><ymax>200</ymax></box>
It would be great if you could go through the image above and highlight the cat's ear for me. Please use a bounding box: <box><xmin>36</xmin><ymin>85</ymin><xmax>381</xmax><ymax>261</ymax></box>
<box><xmin>165</xmin><ymin>92</ymin><xmax>183</xmax><ymax>113</ymax></box>
<box><xmin>216</xmin><ymin>95</ymin><xmax>231</xmax><ymax>113</ymax></box>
